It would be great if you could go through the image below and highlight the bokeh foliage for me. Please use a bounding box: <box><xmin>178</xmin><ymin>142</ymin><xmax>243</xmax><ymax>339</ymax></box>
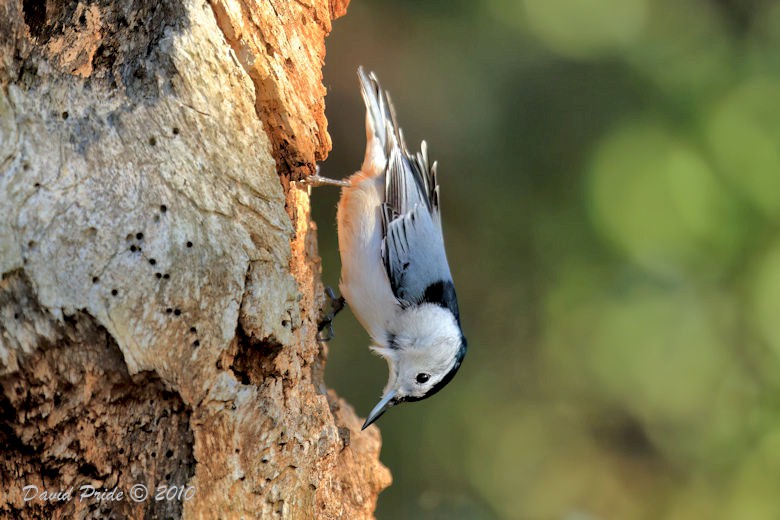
<box><xmin>315</xmin><ymin>0</ymin><xmax>780</xmax><ymax>517</ymax></box>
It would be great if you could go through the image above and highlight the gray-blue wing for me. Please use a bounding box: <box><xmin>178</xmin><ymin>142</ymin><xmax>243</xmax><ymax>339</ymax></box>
<box><xmin>382</xmin><ymin>147</ymin><xmax>460</xmax><ymax>320</ymax></box>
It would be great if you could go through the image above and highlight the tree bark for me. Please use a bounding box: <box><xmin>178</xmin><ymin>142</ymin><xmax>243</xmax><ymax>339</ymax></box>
<box><xmin>0</xmin><ymin>0</ymin><xmax>391</xmax><ymax>518</ymax></box>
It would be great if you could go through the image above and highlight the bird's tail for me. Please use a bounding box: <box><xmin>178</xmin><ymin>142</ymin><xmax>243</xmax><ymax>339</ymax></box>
<box><xmin>357</xmin><ymin>66</ymin><xmax>401</xmax><ymax>169</ymax></box>
<box><xmin>357</xmin><ymin>67</ymin><xmax>438</xmax><ymax>217</ymax></box>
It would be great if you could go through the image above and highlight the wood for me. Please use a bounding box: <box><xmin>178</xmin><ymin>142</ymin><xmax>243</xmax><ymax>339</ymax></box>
<box><xmin>0</xmin><ymin>0</ymin><xmax>391</xmax><ymax>517</ymax></box>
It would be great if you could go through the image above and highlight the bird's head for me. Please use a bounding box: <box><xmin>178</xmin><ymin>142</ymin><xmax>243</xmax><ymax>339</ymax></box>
<box><xmin>362</xmin><ymin>304</ymin><xmax>467</xmax><ymax>429</ymax></box>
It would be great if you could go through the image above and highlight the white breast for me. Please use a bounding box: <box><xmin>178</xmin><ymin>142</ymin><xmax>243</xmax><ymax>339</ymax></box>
<box><xmin>337</xmin><ymin>170</ymin><xmax>399</xmax><ymax>346</ymax></box>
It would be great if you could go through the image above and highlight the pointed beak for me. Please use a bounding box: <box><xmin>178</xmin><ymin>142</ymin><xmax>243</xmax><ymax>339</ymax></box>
<box><xmin>362</xmin><ymin>389</ymin><xmax>397</xmax><ymax>430</ymax></box>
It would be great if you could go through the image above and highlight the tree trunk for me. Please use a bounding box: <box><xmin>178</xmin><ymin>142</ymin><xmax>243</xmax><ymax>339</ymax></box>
<box><xmin>0</xmin><ymin>0</ymin><xmax>391</xmax><ymax>518</ymax></box>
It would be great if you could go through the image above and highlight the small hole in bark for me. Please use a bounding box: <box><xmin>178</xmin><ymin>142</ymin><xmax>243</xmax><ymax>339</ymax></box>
<box><xmin>172</xmin><ymin>127</ymin><xmax>180</xmax><ymax>135</ymax></box>
<box><xmin>193</xmin><ymin>340</ymin><xmax>200</xmax><ymax>347</ymax></box>
<box><xmin>163</xmin><ymin>273</ymin><xmax>170</xmax><ymax>279</ymax></box>
<box><xmin>130</xmin><ymin>245</ymin><xmax>137</xmax><ymax>252</ymax></box>
<box><xmin>118</xmin><ymin>448</ymin><xmax>125</xmax><ymax>455</ymax></box>
<box><xmin>174</xmin><ymin>309</ymin><xmax>181</xmax><ymax>316</ymax></box>
<box><xmin>149</xmin><ymin>258</ymin><xmax>156</xmax><ymax>265</ymax></box>
<box><xmin>151</xmin><ymin>451</ymin><xmax>156</xmax><ymax>458</ymax></box>
<box><xmin>155</xmin><ymin>273</ymin><xmax>162</xmax><ymax>279</ymax></box>
<box><xmin>160</xmin><ymin>204</ymin><xmax>167</xmax><ymax>213</ymax></box>
<box><xmin>136</xmin><ymin>232</ymin><xmax>143</xmax><ymax>240</ymax></box>
<box><xmin>14</xmin><ymin>313</ymin><xmax>19</xmax><ymax>319</ymax></box>
<box><xmin>61</xmin><ymin>111</ymin><xmax>69</xmax><ymax>120</ymax></box>
<box><xmin>33</xmin><ymin>182</ymin><xmax>40</xmax><ymax>188</ymax></box>
<box><xmin>79</xmin><ymin>13</ymin><xmax>86</xmax><ymax>24</ymax></box>
<box><xmin>166</xmin><ymin>308</ymin><xmax>172</xmax><ymax>314</ymax></box>
<box><xmin>23</xmin><ymin>163</ymin><xmax>29</xmax><ymax>171</ymax></box>
<box><xmin>79</xmin><ymin>463</ymin><xmax>100</xmax><ymax>479</ymax></box>
<box><xmin>190</xmin><ymin>327</ymin><xmax>196</xmax><ymax>333</ymax></box>
<box><xmin>27</xmin><ymin>240</ymin><xmax>35</xmax><ymax>248</ymax></box>
<box><xmin>111</xmin><ymin>289</ymin><xmax>118</xmax><ymax>296</ymax></box>
<box><xmin>186</xmin><ymin>241</ymin><xmax>192</xmax><ymax>248</ymax></box>
<box><xmin>165</xmin><ymin>449</ymin><xmax>173</xmax><ymax>458</ymax></box>
<box><xmin>148</xmin><ymin>136</ymin><xmax>156</xmax><ymax>146</ymax></box>
<box><xmin>92</xmin><ymin>276</ymin><xmax>99</xmax><ymax>283</ymax></box>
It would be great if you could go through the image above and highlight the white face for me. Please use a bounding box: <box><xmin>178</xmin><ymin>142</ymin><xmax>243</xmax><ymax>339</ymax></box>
<box><xmin>374</xmin><ymin>304</ymin><xmax>465</xmax><ymax>401</ymax></box>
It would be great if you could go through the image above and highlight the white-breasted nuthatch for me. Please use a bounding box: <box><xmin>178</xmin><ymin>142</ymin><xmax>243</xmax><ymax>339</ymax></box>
<box><xmin>312</xmin><ymin>67</ymin><xmax>467</xmax><ymax>429</ymax></box>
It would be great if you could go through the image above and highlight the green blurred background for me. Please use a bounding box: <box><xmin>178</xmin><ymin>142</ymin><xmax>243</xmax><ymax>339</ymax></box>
<box><xmin>315</xmin><ymin>0</ymin><xmax>780</xmax><ymax>518</ymax></box>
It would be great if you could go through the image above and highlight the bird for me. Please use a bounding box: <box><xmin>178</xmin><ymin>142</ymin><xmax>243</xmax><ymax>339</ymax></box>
<box><xmin>311</xmin><ymin>67</ymin><xmax>467</xmax><ymax>430</ymax></box>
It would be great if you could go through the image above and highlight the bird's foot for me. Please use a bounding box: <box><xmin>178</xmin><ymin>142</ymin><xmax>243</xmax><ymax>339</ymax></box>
<box><xmin>317</xmin><ymin>286</ymin><xmax>346</xmax><ymax>342</ymax></box>
<box><xmin>303</xmin><ymin>165</ymin><xmax>350</xmax><ymax>187</ymax></box>
<box><xmin>305</xmin><ymin>174</ymin><xmax>351</xmax><ymax>188</ymax></box>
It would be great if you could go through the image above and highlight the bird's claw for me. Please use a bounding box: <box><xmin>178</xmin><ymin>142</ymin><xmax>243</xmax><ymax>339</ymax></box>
<box><xmin>317</xmin><ymin>287</ymin><xmax>346</xmax><ymax>342</ymax></box>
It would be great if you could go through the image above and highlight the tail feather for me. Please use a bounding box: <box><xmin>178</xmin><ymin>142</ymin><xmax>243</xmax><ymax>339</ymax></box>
<box><xmin>357</xmin><ymin>67</ymin><xmax>440</xmax><ymax>221</ymax></box>
<box><xmin>358</xmin><ymin>66</ymin><xmax>397</xmax><ymax>158</ymax></box>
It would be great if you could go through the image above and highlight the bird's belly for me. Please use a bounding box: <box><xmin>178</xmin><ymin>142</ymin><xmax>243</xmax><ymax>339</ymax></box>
<box><xmin>336</xmin><ymin>172</ymin><xmax>397</xmax><ymax>344</ymax></box>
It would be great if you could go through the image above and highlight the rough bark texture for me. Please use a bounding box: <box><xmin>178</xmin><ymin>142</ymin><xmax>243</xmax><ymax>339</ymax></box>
<box><xmin>0</xmin><ymin>0</ymin><xmax>391</xmax><ymax>518</ymax></box>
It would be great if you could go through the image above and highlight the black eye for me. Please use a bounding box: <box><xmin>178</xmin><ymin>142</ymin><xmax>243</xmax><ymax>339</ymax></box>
<box><xmin>416</xmin><ymin>373</ymin><xmax>430</xmax><ymax>384</ymax></box>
